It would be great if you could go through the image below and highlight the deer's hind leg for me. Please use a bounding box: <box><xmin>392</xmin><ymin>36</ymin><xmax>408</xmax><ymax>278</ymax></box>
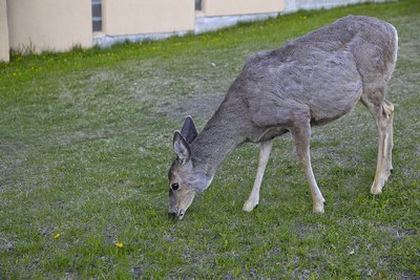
<box><xmin>360</xmin><ymin>91</ymin><xmax>394</xmax><ymax>195</ymax></box>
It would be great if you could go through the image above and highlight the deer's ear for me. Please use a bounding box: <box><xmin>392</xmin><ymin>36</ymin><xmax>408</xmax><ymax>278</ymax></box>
<box><xmin>173</xmin><ymin>131</ymin><xmax>191</xmax><ymax>163</ymax></box>
<box><xmin>180</xmin><ymin>116</ymin><xmax>198</xmax><ymax>144</ymax></box>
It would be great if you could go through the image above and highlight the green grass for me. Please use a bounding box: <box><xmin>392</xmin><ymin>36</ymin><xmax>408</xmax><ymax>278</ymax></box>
<box><xmin>1</xmin><ymin>0</ymin><xmax>419</xmax><ymax>278</ymax></box>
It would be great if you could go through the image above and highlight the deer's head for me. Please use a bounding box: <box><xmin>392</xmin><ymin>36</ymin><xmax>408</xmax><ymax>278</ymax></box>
<box><xmin>168</xmin><ymin>116</ymin><xmax>212</xmax><ymax>220</ymax></box>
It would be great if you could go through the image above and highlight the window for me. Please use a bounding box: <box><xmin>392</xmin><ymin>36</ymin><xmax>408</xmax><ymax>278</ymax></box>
<box><xmin>92</xmin><ymin>0</ymin><xmax>102</xmax><ymax>32</ymax></box>
<box><xmin>195</xmin><ymin>0</ymin><xmax>202</xmax><ymax>11</ymax></box>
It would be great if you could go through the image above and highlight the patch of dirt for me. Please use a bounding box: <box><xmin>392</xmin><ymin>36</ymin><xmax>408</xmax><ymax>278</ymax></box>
<box><xmin>266</xmin><ymin>246</ymin><xmax>281</xmax><ymax>256</ymax></box>
<box><xmin>0</xmin><ymin>142</ymin><xmax>29</xmax><ymax>189</ymax></box>
<box><xmin>39</xmin><ymin>225</ymin><xmax>56</xmax><ymax>237</ymax></box>
<box><xmin>294</xmin><ymin>222</ymin><xmax>325</xmax><ymax>239</ymax></box>
<box><xmin>399</xmin><ymin>271</ymin><xmax>420</xmax><ymax>280</ymax></box>
<box><xmin>103</xmin><ymin>224</ymin><xmax>118</xmax><ymax>246</ymax></box>
<box><xmin>61</xmin><ymin>272</ymin><xmax>80</xmax><ymax>280</ymax></box>
<box><xmin>0</xmin><ymin>234</ymin><xmax>15</xmax><ymax>252</ymax></box>
<box><xmin>290</xmin><ymin>256</ymin><xmax>320</xmax><ymax>280</ymax></box>
<box><xmin>223</xmin><ymin>273</ymin><xmax>234</xmax><ymax>280</ymax></box>
<box><xmin>377</xmin><ymin>224</ymin><xmax>417</xmax><ymax>240</ymax></box>
<box><xmin>131</xmin><ymin>266</ymin><xmax>143</xmax><ymax>279</ymax></box>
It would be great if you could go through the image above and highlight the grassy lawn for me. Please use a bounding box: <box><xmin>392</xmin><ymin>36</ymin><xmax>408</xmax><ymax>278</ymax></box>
<box><xmin>1</xmin><ymin>0</ymin><xmax>419</xmax><ymax>278</ymax></box>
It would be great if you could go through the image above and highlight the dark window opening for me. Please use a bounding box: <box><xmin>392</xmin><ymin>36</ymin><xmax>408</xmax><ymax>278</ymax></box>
<box><xmin>195</xmin><ymin>0</ymin><xmax>202</xmax><ymax>11</ymax></box>
<box><xmin>92</xmin><ymin>0</ymin><xmax>102</xmax><ymax>32</ymax></box>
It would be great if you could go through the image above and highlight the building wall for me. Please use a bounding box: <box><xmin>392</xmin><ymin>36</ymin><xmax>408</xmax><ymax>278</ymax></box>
<box><xmin>7</xmin><ymin>0</ymin><xmax>92</xmax><ymax>53</ymax></box>
<box><xmin>1</xmin><ymin>0</ymin><xmax>388</xmax><ymax>60</ymax></box>
<box><xmin>202</xmin><ymin>0</ymin><xmax>284</xmax><ymax>17</ymax></box>
<box><xmin>102</xmin><ymin>0</ymin><xmax>195</xmax><ymax>36</ymax></box>
<box><xmin>0</xmin><ymin>0</ymin><xmax>9</xmax><ymax>62</ymax></box>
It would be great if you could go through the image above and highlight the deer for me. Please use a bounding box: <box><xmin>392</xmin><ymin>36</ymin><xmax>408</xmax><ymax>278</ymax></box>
<box><xmin>167</xmin><ymin>15</ymin><xmax>398</xmax><ymax>220</ymax></box>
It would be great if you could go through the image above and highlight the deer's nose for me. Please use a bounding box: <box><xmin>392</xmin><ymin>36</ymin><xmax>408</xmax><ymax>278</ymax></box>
<box><xmin>168</xmin><ymin>212</ymin><xmax>177</xmax><ymax>219</ymax></box>
<box><xmin>177</xmin><ymin>210</ymin><xmax>185</xmax><ymax>219</ymax></box>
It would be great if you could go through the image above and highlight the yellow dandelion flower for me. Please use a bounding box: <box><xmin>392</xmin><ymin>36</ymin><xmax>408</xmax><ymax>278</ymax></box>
<box><xmin>115</xmin><ymin>241</ymin><xmax>124</xmax><ymax>249</ymax></box>
<box><xmin>53</xmin><ymin>233</ymin><xmax>61</xmax><ymax>239</ymax></box>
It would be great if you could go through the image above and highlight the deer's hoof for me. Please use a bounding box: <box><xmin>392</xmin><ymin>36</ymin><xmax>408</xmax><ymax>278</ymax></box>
<box><xmin>313</xmin><ymin>201</ymin><xmax>325</xmax><ymax>214</ymax></box>
<box><xmin>243</xmin><ymin>200</ymin><xmax>258</xmax><ymax>212</ymax></box>
<box><xmin>370</xmin><ymin>187</ymin><xmax>382</xmax><ymax>195</ymax></box>
<box><xmin>371</xmin><ymin>179</ymin><xmax>384</xmax><ymax>195</ymax></box>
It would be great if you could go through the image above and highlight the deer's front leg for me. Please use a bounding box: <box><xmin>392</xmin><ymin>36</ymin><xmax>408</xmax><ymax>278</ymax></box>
<box><xmin>371</xmin><ymin>100</ymin><xmax>394</xmax><ymax>195</ymax></box>
<box><xmin>291</xmin><ymin>122</ymin><xmax>326</xmax><ymax>213</ymax></box>
<box><xmin>243</xmin><ymin>140</ymin><xmax>273</xmax><ymax>212</ymax></box>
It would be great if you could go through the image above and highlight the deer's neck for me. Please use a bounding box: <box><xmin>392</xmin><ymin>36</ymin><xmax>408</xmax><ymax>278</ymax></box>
<box><xmin>190</xmin><ymin>105</ymin><xmax>246</xmax><ymax>176</ymax></box>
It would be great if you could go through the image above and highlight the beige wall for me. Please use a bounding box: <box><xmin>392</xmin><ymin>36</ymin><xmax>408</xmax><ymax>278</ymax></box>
<box><xmin>203</xmin><ymin>0</ymin><xmax>284</xmax><ymax>17</ymax></box>
<box><xmin>102</xmin><ymin>0</ymin><xmax>195</xmax><ymax>36</ymax></box>
<box><xmin>0</xmin><ymin>0</ymin><xmax>9</xmax><ymax>62</ymax></box>
<box><xmin>3</xmin><ymin>0</ymin><xmax>285</xmax><ymax>58</ymax></box>
<box><xmin>7</xmin><ymin>0</ymin><xmax>92</xmax><ymax>53</ymax></box>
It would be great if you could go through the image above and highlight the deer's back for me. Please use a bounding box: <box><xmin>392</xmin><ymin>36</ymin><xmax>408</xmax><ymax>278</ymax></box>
<box><xmin>230</xmin><ymin>16</ymin><xmax>398</xmax><ymax>128</ymax></box>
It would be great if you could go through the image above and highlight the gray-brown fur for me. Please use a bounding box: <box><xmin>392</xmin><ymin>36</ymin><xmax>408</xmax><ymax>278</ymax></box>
<box><xmin>168</xmin><ymin>15</ymin><xmax>398</xmax><ymax>219</ymax></box>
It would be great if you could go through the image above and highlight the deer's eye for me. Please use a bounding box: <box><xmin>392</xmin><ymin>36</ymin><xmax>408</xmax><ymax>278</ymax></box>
<box><xmin>171</xmin><ymin>183</ymin><xmax>179</xmax><ymax>191</ymax></box>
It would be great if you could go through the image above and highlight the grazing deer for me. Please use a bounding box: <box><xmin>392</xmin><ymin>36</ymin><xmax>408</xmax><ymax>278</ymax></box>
<box><xmin>168</xmin><ymin>16</ymin><xmax>398</xmax><ymax>219</ymax></box>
